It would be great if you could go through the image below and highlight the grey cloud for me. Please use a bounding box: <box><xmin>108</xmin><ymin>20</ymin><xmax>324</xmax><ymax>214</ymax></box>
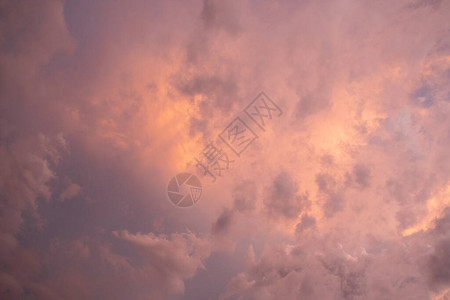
<box><xmin>396</xmin><ymin>208</ymin><xmax>420</xmax><ymax>231</ymax></box>
<box><xmin>113</xmin><ymin>230</ymin><xmax>212</xmax><ymax>297</ymax></box>
<box><xmin>428</xmin><ymin>238</ymin><xmax>450</xmax><ymax>287</ymax></box>
<box><xmin>315</xmin><ymin>173</ymin><xmax>337</xmax><ymax>193</ymax></box>
<box><xmin>233</xmin><ymin>180</ymin><xmax>257</xmax><ymax>212</ymax></box>
<box><xmin>0</xmin><ymin>132</ymin><xmax>66</xmax><ymax>258</ymax></box>
<box><xmin>295</xmin><ymin>214</ymin><xmax>316</xmax><ymax>233</ymax></box>
<box><xmin>264</xmin><ymin>172</ymin><xmax>309</xmax><ymax>219</ymax></box>
<box><xmin>315</xmin><ymin>173</ymin><xmax>345</xmax><ymax>218</ymax></box>
<box><xmin>411</xmin><ymin>84</ymin><xmax>435</xmax><ymax>108</ymax></box>
<box><xmin>177</xmin><ymin>73</ymin><xmax>239</xmax><ymax>114</ymax></box>
<box><xmin>222</xmin><ymin>237</ymin><xmax>367</xmax><ymax>299</ymax></box>
<box><xmin>351</xmin><ymin>164</ymin><xmax>371</xmax><ymax>189</ymax></box>
<box><xmin>340</xmin><ymin>270</ymin><xmax>367</xmax><ymax>299</ymax></box>
<box><xmin>320</xmin><ymin>255</ymin><xmax>368</xmax><ymax>300</ymax></box>
<box><xmin>295</xmin><ymin>92</ymin><xmax>331</xmax><ymax>119</ymax></box>
<box><xmin>408</xmin><ymin>0</ymin><xmax>444</xmax><ymax>10</ymax></box>
<box><xmin>223</xmin><ymin>234</ymin><xmax>430</xmax><ymax>300</ymax></box>
<box><xmin>426</xmin><ymin>209</ymin><xmax>450</xmax><ymax>290</ymax></box>
<box><xmin>0</xmin><ymin>230</ymin><xmax>211</xmax><ymax>300</ymax></box>
<box><xmin>409</xmin><ymin>39</ymin><xmax>450</xmax><ymax>108</ymax></box>
<box><xmin>434</xmin><ymin>207</ymin><xmax>450</xmax><ymax>236</ymax></box>
<box><xmin>210</xmin><ymin>180</ymin><xmax>256</xmax><ymax>237</ymax></box>
<box><xmin>177</xmin><ymin>0</ymin><xmax>244</xmax><ymax>110</ymax></box>
<box><xmin>201</xmin><ymin>0</ymin><xmax>242</xmax><ymax>35</ymax></box>
<box><xmin>212</xmin><ymin>208</ymin><xmax>234</xmax><ymax>236</ymax></box>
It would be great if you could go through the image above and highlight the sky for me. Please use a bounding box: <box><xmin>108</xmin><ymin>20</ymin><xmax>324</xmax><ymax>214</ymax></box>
<box><xmin>1</xmin><ymin>0</ymin><xmax>450</xmax><ymax>299</ymax></box>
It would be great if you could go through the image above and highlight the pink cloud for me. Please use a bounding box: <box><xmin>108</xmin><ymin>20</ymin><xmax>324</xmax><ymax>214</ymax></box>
<box><xmin>1</xmin><ymin>0</ymin><xmax>450</xmax><ymax>298</ymax></box>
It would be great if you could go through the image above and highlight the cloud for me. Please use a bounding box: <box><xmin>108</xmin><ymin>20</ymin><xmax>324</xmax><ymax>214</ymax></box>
<box><xmin>113</xmin><ymin>230</ymin><xmax>211</xmax><ymax>296</ymax></box>
<box><xmin>57</xmin><ymin>182</ymin><xmax>81</xmax><ymax>201</ymax></box>
<box><xmin>0</xmin><ymin>132</ymin><xmax>66</xmax><ymax>257</ymax></box>
<box><xmin>212</xmin><ymin>208</ymin><xmax>234</xmax><ymax>235</ymax></box>
<box><xmin>295</xmin><ymin>214</ymin><xmax>316</xmax><ymax>233</ymax></box>
<box><xmin>428</xmin><ymin>239</ymin><xmax>450</xmax><ymax>287</ymax></box>
<box><xmin>2</xmin><ymin>0</ymin><xmax>450</xmax><ymax>298</ymax></box>
<box><xmin>223</xmin><ymin>195</ymin><xmax>450</xmax><ymax>299</ymax></box>
<box><xmin>233</xmin><ymin>180</ymin><xmax>257</xmax><ymax>212</ymax></box>
<box><xmin>349</xmin><ymin>164</ymin><xmax>371</xmax><ymax>189</ymax></box>
<box><xmin>201</xmin><ymin>0</ymin><xmax>242</xmax><ymax>35</ymax></box>
<box><xmin>264</xmin><ymin>171</ymin><xmax>309</xmax><ymax>219</ymax></box>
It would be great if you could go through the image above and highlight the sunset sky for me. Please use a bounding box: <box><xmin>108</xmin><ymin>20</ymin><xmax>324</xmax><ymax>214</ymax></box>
<box><xmin>2</xmin><ymin>0</ymin><xmax>450</xmax><ymax>299</ymax></box>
